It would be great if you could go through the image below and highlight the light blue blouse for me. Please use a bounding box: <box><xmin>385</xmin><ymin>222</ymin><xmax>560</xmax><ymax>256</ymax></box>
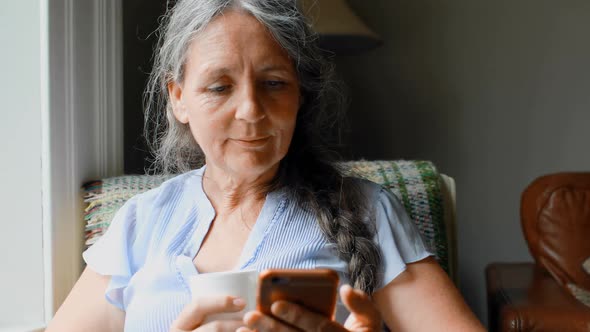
<box><xmin>83</xmin><ymin>166</ymin><xmax>432</xmax><ymax>331</ymax></box>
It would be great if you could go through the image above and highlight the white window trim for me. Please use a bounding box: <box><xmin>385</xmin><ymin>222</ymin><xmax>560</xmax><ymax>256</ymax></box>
<box><xmin>41</xmin><ymin>0</ymin><xmax>123</xmax><ymax>327</ymax></box>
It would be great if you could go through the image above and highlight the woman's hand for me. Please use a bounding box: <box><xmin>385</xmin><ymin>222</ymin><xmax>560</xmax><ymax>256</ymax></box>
<box><xmin>239</xmin><ymin>285</ymin><xmax>382</xmax><ymax>332</ymax></box>
<box><xmin>170</xmin><ymin>295</ymin><xmax>247</xmax><ymax>332</ymax></box>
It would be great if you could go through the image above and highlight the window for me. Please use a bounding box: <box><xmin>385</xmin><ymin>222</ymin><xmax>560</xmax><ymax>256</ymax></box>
<box><xmin>0</xmin><ymin>1</ymin><xmax>122</xmax><ymax>330</ymax></box>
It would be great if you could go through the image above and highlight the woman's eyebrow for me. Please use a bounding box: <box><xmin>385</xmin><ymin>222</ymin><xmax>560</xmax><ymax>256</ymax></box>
<box><xmin>259</xmin><ymin>64</ymin><xmax>293</xmax><ymax>75</ymax></box>
<box><xmin>198</xmin><ymin>63</ymin><xmax>234</xmax><ymax>77</ymax></box>
<box><xmin>197</xmin><ymin>63</ymin><xmax>293</xmax><ymax>77</ymax></box>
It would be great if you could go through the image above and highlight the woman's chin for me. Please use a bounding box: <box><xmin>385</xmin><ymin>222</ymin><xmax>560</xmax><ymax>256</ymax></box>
<box><xmin>226</xmin><ymin>156</ymin><xmax>281</xmax><ymax>178</ymax></box>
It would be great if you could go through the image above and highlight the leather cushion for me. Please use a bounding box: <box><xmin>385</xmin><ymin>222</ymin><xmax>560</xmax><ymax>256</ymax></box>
<box><xmin>521</xmin><ymin>173</ymin><xmax>590</xmax><ymax>299</ymax></box>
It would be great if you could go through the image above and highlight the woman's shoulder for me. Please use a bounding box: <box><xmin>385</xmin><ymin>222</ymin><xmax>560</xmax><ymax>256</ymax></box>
<box><xmin>346</xmin><ymin>176</ymin><xmax>397</xmax><ymax>206</ymax></box>
<box><xmin>132</xmin><ymin>169</ymin><xmax>204</xmax><ymax>229</ymax></box>
<box><xmin>133</xmin><ymin>169</ymin><xmax>203</xmax><ymax>209</ymax></box>
<box><xmin>116</xmin><ymin>169</ymin><xmax>204</xmax><ymax>248</ymax></box>
<box><xmin>85</xmin><ymin>169</ymin><xmax>204</xmax><ymax>269</ymax></box>
<box><xmin>347</xmin><ymin>177</ymin><xmax>412</xmax><ymax>224</ymax></box>
<box><xmin>136</xmin><ymin>169</ymin><xmax>201</xmax><ymax>203</ymax></box>
<box><xmin>341</xmin><ymin>176</ymin><xmax>411</xmax><ymax>228</ymax></box>
<box><xmin>351</xmin><ymin>177</ymin><xmax>433</xmax><ymax>288</ymax></box>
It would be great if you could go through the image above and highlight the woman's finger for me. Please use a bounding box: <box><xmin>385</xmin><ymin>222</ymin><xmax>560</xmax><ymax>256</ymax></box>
<box><xmin>340</xmin><ymin>285</ymin><xmax>380</xmax><ymax>322</ymax></box>
<box><xmin>236</xmin><ymin>327</ymin><xmax>255</xmax><ymax>332</ymax></box>
<box><xmin>195</xmin><ymin>319</ymin><xmax>244</xmax><ymax>332</ymax></box>
<box><xmin>243</xmin><ymin>310</ymin><xmax>299</xmax><ymax>332</ymax></box>
<box><xmin>270</xmin><ymin>301</ymin><xmax>344</xmax><ymax>332</ymax></box>
<box><xmin>340</xmin><ymin>285</ymin><xmax>382</xmax><ymax>330</ymax></box>
<box><xmin>170</xmin><ymin>296</ymin><xmax>246</xmax><ymax>331</ymax></box>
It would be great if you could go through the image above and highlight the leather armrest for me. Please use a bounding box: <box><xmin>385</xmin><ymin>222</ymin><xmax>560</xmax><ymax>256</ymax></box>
<box><xmin>486</xmin><ymin>262</ymin><xmax>590</xmax><ymax>332</ymax></box>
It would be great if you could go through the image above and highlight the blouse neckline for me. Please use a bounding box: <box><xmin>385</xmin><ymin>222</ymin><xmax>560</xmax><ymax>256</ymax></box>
<box><xmin>180</xmin><ymin>165</ymin><xmax>287</xmax><ymax>275</ymax></box>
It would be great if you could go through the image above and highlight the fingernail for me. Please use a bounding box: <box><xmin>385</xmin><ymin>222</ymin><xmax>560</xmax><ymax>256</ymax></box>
<box><xmin>233</xmin><ymin>297</ymin><xmax>246</xmax><ymax>306</ymax></box>
<box><xmin>271</xmin><ymin>301</ymin><xmax>287</xmax><ymax>316</ymax></box>
<box><xmin>244</xmin><ymin>311</ymin><xmax>259</xmax><ymax>325</ymax></box>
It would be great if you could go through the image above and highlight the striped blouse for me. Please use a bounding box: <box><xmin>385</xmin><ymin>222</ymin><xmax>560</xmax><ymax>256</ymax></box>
<box><xmin>83</xmin><ymin>165</ymin><xmax>431</xmax><ymax>331</ymax></box>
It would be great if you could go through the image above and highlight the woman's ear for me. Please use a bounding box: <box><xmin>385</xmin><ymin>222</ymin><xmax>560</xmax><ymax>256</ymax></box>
<box><xmin>168</xmin><ymin>81</ymin><xmax>189</xmax><ymax>124</ymax></box>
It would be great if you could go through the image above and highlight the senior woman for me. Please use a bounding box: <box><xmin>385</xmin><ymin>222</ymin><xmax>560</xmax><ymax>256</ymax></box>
<box><xmin>47</xmin><ymin>0</ymin><xmax>484</xmax><ymax>331</ymax></box>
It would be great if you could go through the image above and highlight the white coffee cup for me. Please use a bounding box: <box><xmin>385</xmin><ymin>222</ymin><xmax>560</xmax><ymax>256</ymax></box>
<box><xmin>189</xmin><ymin>270</ymin><xmax>258</xmax><ymax>323</ymax></box>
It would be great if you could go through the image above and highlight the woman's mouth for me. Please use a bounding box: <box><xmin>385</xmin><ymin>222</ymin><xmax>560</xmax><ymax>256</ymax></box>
<box><xmin>231</xmin><ymin>137</ymin><xmax>271</xmax><ymax>148</ymax></box>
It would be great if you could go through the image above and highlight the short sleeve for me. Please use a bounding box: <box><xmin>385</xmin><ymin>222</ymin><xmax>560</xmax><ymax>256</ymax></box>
<box><xmin>82</xmin><ymin>196</ymin><xmax>138</xmax><ymax>310</ymax></box>
<box><xmin>373</xmin><ymin>187</ymin><xmax>433</xmax><ymax>289</ymax></box>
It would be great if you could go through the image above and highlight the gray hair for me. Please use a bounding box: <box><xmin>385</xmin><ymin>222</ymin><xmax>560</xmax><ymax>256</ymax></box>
<box><xmin>143</xmin><ymin>0</ymin><xmax>382</xmax><ymax>294</ymax></box>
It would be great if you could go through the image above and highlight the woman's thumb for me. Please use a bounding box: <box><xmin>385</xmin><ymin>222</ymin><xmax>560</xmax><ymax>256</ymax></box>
<box><xmin>340</xmin><ymin>285</ymin><xmax>379</xmax><ymax>319</ymax></box>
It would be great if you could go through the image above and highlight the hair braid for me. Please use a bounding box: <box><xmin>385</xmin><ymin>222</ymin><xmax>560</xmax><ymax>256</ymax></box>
<box><xmin>278</xmin><ymin>149</ymin><xmax>383</xmax><ymax>294</ymax></box>
<box><xmin>320</xmin><ymin>177</ymin><xmax>382</xmax><ymax>294</ymax></box>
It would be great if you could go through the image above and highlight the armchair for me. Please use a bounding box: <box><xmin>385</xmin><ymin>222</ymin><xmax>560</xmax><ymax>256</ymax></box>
<box><xmin>486</xmin><ymin>173</ymin><xmax>590</xmax><ymax>331</ymax></box>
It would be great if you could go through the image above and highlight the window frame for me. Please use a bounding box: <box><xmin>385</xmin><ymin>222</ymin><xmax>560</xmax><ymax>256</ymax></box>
<box><xmin>41</xmin><ymin>0</ymin><xmax>123</xmax><ymax>327</ymax></box>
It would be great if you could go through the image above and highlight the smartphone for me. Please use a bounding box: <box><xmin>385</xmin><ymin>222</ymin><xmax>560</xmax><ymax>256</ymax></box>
<box><xmin>257</xmin><ymin>269</ymin><xmax>339</xmax><ymax>319</ymax></box>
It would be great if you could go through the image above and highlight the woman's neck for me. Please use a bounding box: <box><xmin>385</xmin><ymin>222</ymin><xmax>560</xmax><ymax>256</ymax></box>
<box><xmin>201</xmin><ymin>163</ymin><xmax>278</xmax><ymax>214</ymax></box>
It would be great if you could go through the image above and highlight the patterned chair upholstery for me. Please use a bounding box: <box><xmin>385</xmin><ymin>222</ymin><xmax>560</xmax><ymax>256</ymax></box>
<box><xmin>83</xmin><ymin>160</ymin><xmax>457</xmax><ymax>281</ymax></box>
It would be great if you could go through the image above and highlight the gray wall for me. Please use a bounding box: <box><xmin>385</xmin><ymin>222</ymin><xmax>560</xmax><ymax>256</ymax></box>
<box><xmin>336</xmin><ymin>0</ymin><xmax>590</xmax><ymax>326</ymax></box>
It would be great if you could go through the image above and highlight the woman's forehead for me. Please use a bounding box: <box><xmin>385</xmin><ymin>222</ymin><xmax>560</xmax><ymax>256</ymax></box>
<box><xmin>184</xmin><ymin>10</ymin><xmax>294</xmax><ymax>75</ymax></box>
<box><xmin>197</xmin><ymin>61</ymin><xmax>295</xmax><ymax>77</ymax></box>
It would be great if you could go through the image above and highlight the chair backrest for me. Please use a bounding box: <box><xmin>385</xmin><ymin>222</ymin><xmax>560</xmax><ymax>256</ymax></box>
<box><xmin>83</xmin><ymin>160</ymin><xmax>455</xmax><ymax>278</ymax></box>
<box><xmin>521</xmin><ymin>172</ymin><xmax>590</xmax><ymax>305</ymax></box>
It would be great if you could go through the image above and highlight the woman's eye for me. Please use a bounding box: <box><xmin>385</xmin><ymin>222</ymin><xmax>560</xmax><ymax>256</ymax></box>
<box><xmin>207</xmin><ymin>85</ymin><xmax>231</xmax><ymax>93</ymax></box>
<box><xmin>264</xmin><ymin>80</ymin><xmax>287</xmax><ymax>89</ymax></box>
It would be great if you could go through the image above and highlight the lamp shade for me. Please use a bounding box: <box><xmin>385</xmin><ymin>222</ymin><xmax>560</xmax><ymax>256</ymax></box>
<box><xmin>300</xmin><ymin>0</ymin><xmax>381</xmax><ymax>54</ymax></box>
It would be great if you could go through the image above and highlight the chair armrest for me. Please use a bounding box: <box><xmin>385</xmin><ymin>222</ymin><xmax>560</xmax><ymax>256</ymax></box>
<box><xmin>486</xmin><ymin>262</ymin><xmax>590</xmax><ymax>332</ymax></box>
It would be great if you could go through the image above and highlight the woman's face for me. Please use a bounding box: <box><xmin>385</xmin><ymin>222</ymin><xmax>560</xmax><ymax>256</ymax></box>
<box><xmin>169</xmin><ymin>10</ymin><xmax>300</xmax><ymax>178</ymax></box>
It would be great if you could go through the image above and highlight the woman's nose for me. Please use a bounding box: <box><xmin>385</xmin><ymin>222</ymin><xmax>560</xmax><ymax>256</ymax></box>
<box><xmin>234</xmin><ymin>83</ymin><xmax>265</xmax><ymax>123</ymax></box>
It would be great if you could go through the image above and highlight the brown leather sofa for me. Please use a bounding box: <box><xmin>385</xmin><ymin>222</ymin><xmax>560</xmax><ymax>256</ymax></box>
<box><xmin>486</xmin><ymin>173</ymin><xmax>590</xmax><ymax>332</ymax></box>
